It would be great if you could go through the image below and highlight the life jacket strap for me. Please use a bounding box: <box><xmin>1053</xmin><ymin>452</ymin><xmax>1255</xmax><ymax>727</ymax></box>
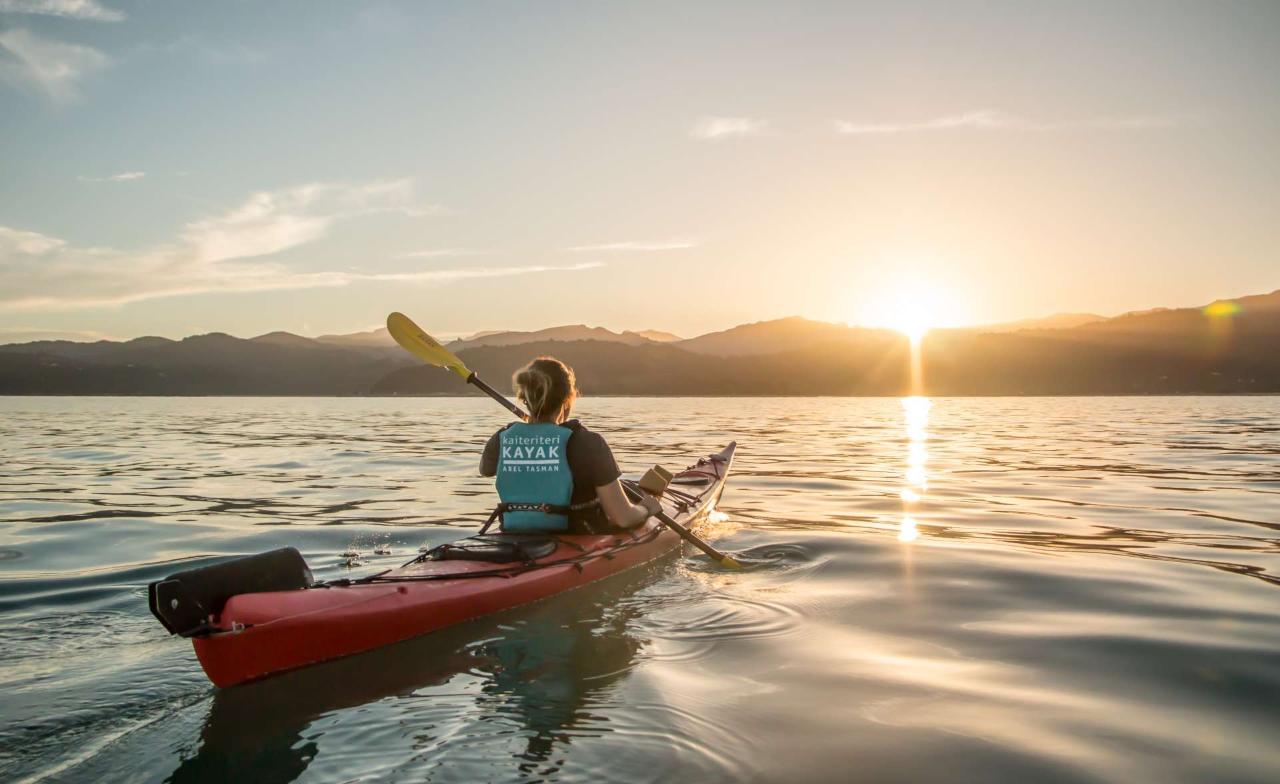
<box><xmin>496</xmin><ymin>501</ymin><xmax>574</xmax><ymax>515</ymax></box>
<box><xmin>479</xmin><ymin>498</ymin><xmax>603</xmax><ymax>535</ymax></box>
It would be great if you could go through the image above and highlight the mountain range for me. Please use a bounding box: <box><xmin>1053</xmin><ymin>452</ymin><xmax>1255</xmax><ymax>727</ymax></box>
<box><xmin>1</xmin><ymin>290</ymin><xmax>1276</xmax><ymax>395</ymax></box>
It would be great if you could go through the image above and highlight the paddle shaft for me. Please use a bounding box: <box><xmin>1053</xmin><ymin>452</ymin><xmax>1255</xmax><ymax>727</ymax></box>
<box><xmin>467</xmin><ymin>373</ymin><xmax>528</xmax><ymax>420</ymax></box>
<box><xmin>658</xmin><ymin>511</ymin><xmax>736</xmax><ymax>565</ymax></box>
<box><xmin>623</xmin><ymin>482</ymin><xmax>742</xmax><ymax>568</ymax></box>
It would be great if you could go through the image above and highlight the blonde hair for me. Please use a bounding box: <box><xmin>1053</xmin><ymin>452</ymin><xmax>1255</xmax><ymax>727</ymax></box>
<box><xmin>513</xmin><ymin>356</ymin><xmax>578</xmax><ymax>421</ymax></box>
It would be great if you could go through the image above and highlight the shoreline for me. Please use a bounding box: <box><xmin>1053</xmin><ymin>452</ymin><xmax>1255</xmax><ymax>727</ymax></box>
<box><xmin>1</xmin><ymin>392</ymin><xmax>1277</xmax><ymax>399</ymax></box>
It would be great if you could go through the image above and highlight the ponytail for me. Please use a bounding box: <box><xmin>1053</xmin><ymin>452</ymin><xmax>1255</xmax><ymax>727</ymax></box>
<box><xmin>513</xmin><ymin>357</ymin><xmax>578</xmax><ymax>421</ymax></box>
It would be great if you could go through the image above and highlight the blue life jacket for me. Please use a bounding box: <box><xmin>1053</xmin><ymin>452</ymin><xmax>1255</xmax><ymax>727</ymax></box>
<box><xmin>495</xmin><ymin>422</ymin><xmax>575</xmax><ymax>531</ymax></box>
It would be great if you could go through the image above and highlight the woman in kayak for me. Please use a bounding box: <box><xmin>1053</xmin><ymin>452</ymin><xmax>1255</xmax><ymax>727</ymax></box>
<box><xmin>480</xmin><ymin>357</ymin><xmax>660</xmax><ymax>533</ymax></box>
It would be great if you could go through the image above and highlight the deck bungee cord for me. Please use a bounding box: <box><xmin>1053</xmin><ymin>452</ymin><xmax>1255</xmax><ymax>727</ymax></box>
<box><xmin>313</xmin><ymin>514</ymin><xmax>672</xmax><ymax>589</ymax></box>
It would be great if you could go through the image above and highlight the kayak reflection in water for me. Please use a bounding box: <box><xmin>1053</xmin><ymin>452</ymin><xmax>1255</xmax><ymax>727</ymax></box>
<box><xmin>480</xmin><ymin>357</ymin><xmax>660</xmax><ymax>534</ymax></box>
<box><xmin>480</xmin><ymin>601</ymin><xmax>640</xmax><ymax>775</ymax></box>
<box><xmin>164</xmin><ymin>571</ymin><xmax>649</xmax><ymax>783</ymax></box>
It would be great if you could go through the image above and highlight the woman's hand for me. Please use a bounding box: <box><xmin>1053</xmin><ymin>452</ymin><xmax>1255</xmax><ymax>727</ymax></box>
<box><xmin>637</xmin><ymin>493</ymin><xmax>662</xmax><ymax>519</ymax></box>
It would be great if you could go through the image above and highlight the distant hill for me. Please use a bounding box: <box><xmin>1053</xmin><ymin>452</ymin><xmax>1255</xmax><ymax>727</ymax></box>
<box><xmin>251</xmin><ymin>331</ymin><xmax>326</xmax><ymax>349</ymax></box>
<box><xmin>0</xmin><ymin>335</ymin><xmax>179</xmax><ymax>364</ymax></box>
<box><xmin>446</xmin><ymin>325</ymin><xmax>666</xmax><ymax>352</ymax></box>
<box><xmin>315</xmin><ymin>327</ymin><xmax>395</xmax><ymax>348</ymax></box>
<box><xmin>676</xmin><ymin>317</ymin><xmax>897</xmax><ymax>356</ymax></box>
<box><xmin>963</xmin><ymin>313</ymin><xmax>1106</xmax><ymax>333</ymax></box>
<box><xmin>923</xmin><ymin>289</ymin><xmax>1280</xmax><ymax>394</ymax></box>
<box><xmin>1088</xmin><ymin>289</ymin><xmax>1280</xmax><ymax>338</ymax></box>
<box><xmin>0</xmin><ymin>332</ymin><xmax>413</xmax><ymax>395</ymax></box>
<box><xmin>1</xmin><ymin>289</ymin><xmax>1277</xmax><ymax>395</ymax></box>
<box><xmin>633</xmin><ymin>329</ymin><xmax>682</xmax><ymax>343</ymax></box>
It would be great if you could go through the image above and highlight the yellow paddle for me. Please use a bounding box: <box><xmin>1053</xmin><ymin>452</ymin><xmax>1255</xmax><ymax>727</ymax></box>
<box><xmin>386</xmin><ymin>312</ymin><xmax>528</xmax><ymax>420</ymax></box>
<box><xmin>386</xmin><ymin>311</ymin><xmax>744</xmax><ymax>570</ymax></box>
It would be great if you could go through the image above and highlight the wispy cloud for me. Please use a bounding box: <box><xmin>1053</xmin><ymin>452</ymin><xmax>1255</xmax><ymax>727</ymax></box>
<box><xmin>181</xmin><ymin>179</ymin><xmax>439</xmax><ymax>263</ymax></box>
<box><xmin>0</xmin><ymin>226</ymin><xmax>66</xmax><ymax>254</ymax></box>
<box><xmin>833</xmin><ymin>110</ymin><xmax>1185</xmax><ymax>135</ymax></box>
<box><xmin>691</xmin><ymin>116</ymin><xmax>767</xmax><ymax>140</ymax></box>
<box><xmin>353</xmin><ymin>262</ymin><xmax>602</xmax><ymax>285</ymax></box>
<box><xmin>0</xmin><ymin>0</ymin><xmax>124</xmax><ymax>22</ymax></box>
<box><xmin>0</xmin><ymin>28</ymin><xmax>110</xmax><ymax>101</ymax></box>
<box><xmin>0</xmin><ymin>327</ymin><xmax>116</xmax><ymax>343</ymax></box>
<box><xmin>565</xmin><ymin>240</ymin><xmax>697</xmax><ymax>252</ymax></box>
<box><xmin>0</xmin><ymin>181</ymin><xmax>599</xmax><ymax>311</ymax></box>
<box><xmin>78</xmin><ymin>171</ymin><xmax>146</xmax><ymax>183</ymax></box>
<box><xmin>397</xmin><ymin>248</ymin><xmax>485</xmax><ymax>259</ymax></box>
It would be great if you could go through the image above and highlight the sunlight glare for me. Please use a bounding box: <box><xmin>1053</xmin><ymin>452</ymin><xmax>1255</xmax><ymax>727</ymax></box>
<box><xmin>903</xmin><ymin>396</ymin><xmax>931</xmax><ymax>437</ymax></box>
<box><xmin>858</xmin><ymin>274</ymin><xmax>965</xmax><ymax>343</ymax></box>
<box><xmin>898</xmin><ymin>396</ymin><xmax>931</xmax><ymax>544</ymax></box>
<box><xmin>899</xmin><ymin>515</ymin><xmax>920</xmax><ymax>543</ymax></box>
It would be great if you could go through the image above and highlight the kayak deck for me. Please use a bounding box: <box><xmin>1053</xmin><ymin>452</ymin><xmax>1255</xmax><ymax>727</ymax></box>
<box><xmin>188</xmin><ymin>442</ymin><xmax>736</xmax><ymax>687</ymax></box>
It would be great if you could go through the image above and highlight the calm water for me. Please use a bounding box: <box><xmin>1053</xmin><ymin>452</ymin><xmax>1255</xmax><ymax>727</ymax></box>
<box><xmin>2</xmin><ymin>396</ymin><xmax>1278</xmax><ymax>783</ymax></box>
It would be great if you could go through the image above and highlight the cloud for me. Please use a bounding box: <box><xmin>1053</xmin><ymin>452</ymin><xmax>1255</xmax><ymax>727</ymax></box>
<box><xmin>0</xmin><ymin>0</ymin><xmax>124</xmax><ymax>22</ymax></box>
<box><xmin>78</xmin><ymin>171</ymin><xmax>146</xmax><ymax>183</ymax></box>
<box><xmin>0</xmin><ymin>181</ymin><xmax>600</xmax><ymax>311</ymax></box>
<box><xmin>0</xmin><ymin>327</ymin><xmax>116</xmax><ymax>343</ymax></box>
<box><xmin>181</xmin><ymin>179</ymin><xmax>438</xmax><ymax>263</ymax></box>
<box><xmin>833</xmin><ymin>110</ymin><xmax>1185</xmax><ymax>135</ymax></box>
<box><xmin>565</xmin><ymin>240</ymin><xmax>697</xmax><ymax>252</ymax></box>
<box><xmin>183</xmin><ymin>188</ymin><xmax>334</xmax><ymax>264</ymax></box>
<box><xmin>0</xmin><ymin>28</ymin><xmax>110</xmax><ymax>101</ymax></box>
<box><xmin>397</xmin><ymin>248</ymin><xmax>485</xmax><ymax>259</ymax></box>
<box><xmin>0</xmin><ymin>226</ymin><xmax>66</xmax><ymax>254</ymax></box>
<box><xmin>691</xmin><ymin>116</ymin><xmax>767</xmax><ymax>140</ymax></box>
<box><xmin>354</xmin><ymin>262</ymin><xmax>602</xmax><ymax>284</ymax></box>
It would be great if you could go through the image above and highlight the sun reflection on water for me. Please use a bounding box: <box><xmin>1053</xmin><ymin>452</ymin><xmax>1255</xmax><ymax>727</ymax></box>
<box><xmin>899</xmin><ymin>396</ymin><xmax>931</xmax><ymax>543</ymax></box>
<box><xmin>899</xmin><ymin>515</ymin><xmax>920</xmax><ymax>543</ymax></box>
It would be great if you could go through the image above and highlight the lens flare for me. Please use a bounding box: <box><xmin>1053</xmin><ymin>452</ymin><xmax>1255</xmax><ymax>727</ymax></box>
<box><xmin>1203</xmin><ymin>300</ymin><xmax>1242</xmax><ymax>318</ymax></box>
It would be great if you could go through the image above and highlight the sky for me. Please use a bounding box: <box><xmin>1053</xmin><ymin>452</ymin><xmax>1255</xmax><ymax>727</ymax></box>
<box><xmin>0</xmin><ymin>0</ymin><xmax>1277</xmax><ymax>342</ymax></box>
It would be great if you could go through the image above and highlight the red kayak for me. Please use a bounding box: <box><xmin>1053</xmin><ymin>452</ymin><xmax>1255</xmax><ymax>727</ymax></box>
<box><xmin>150</xmin><ymin>443</ymin><xmax>736</xmax><ymax>687</ymax></box>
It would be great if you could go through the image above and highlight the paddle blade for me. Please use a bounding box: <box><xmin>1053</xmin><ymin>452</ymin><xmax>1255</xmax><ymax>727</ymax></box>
<box><xmin>719</xmin><ymin>555</ymin><xmax>746</xmax><ymax>570</ymax></box>
<box><xmin>386</xmin><ymin>312</ymin><xmax>471</xmax><ymax>380</ymax></box>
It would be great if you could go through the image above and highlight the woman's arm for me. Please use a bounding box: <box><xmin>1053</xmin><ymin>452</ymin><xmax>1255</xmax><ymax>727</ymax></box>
<box><xmin>595</xmin><ymin>479</ymin><xmax>661</xmax><ymax>529</ymax></box>
<box><xmin>479</xmin><ymin>430</ymin><xmax>501</xmax><ymax>477</ymax></box>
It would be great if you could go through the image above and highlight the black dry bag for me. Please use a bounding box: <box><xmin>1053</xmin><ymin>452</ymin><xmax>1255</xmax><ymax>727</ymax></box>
<box><xmin>148</xmin><ymin>547</ymin><xmax>312</xmax><ymax>637</ymax></box>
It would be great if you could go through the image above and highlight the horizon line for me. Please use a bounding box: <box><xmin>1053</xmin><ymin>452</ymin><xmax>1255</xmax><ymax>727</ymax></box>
<box><xmin>1</xmin><ymin>286</ymin><xmax>1273</xmax><ymax>346</ymax></box>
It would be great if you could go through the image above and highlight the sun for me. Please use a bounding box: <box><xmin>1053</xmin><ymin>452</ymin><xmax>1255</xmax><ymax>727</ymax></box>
<box><xmin>888</xmin><ymin>305</ymin><xmax>933</xmax><ymax>344</ymax></box>
<box><xmin>857</xmin><ymin>276</ymin><xmax>964</xmax><ymax>343</ymax></box>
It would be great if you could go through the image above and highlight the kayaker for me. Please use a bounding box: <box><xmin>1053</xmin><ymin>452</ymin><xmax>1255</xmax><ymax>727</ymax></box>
<box><xmin>480</xmin><ymin>357</ymin><xmax>661</xmax><ymax>533</ymax></box>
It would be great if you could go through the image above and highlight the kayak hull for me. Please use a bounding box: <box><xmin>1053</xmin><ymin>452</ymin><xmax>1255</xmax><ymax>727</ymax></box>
<box><xmin>189</xmin><ymin>442</ymin><xmax>735</xmax><ymax>687</ymax></box>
